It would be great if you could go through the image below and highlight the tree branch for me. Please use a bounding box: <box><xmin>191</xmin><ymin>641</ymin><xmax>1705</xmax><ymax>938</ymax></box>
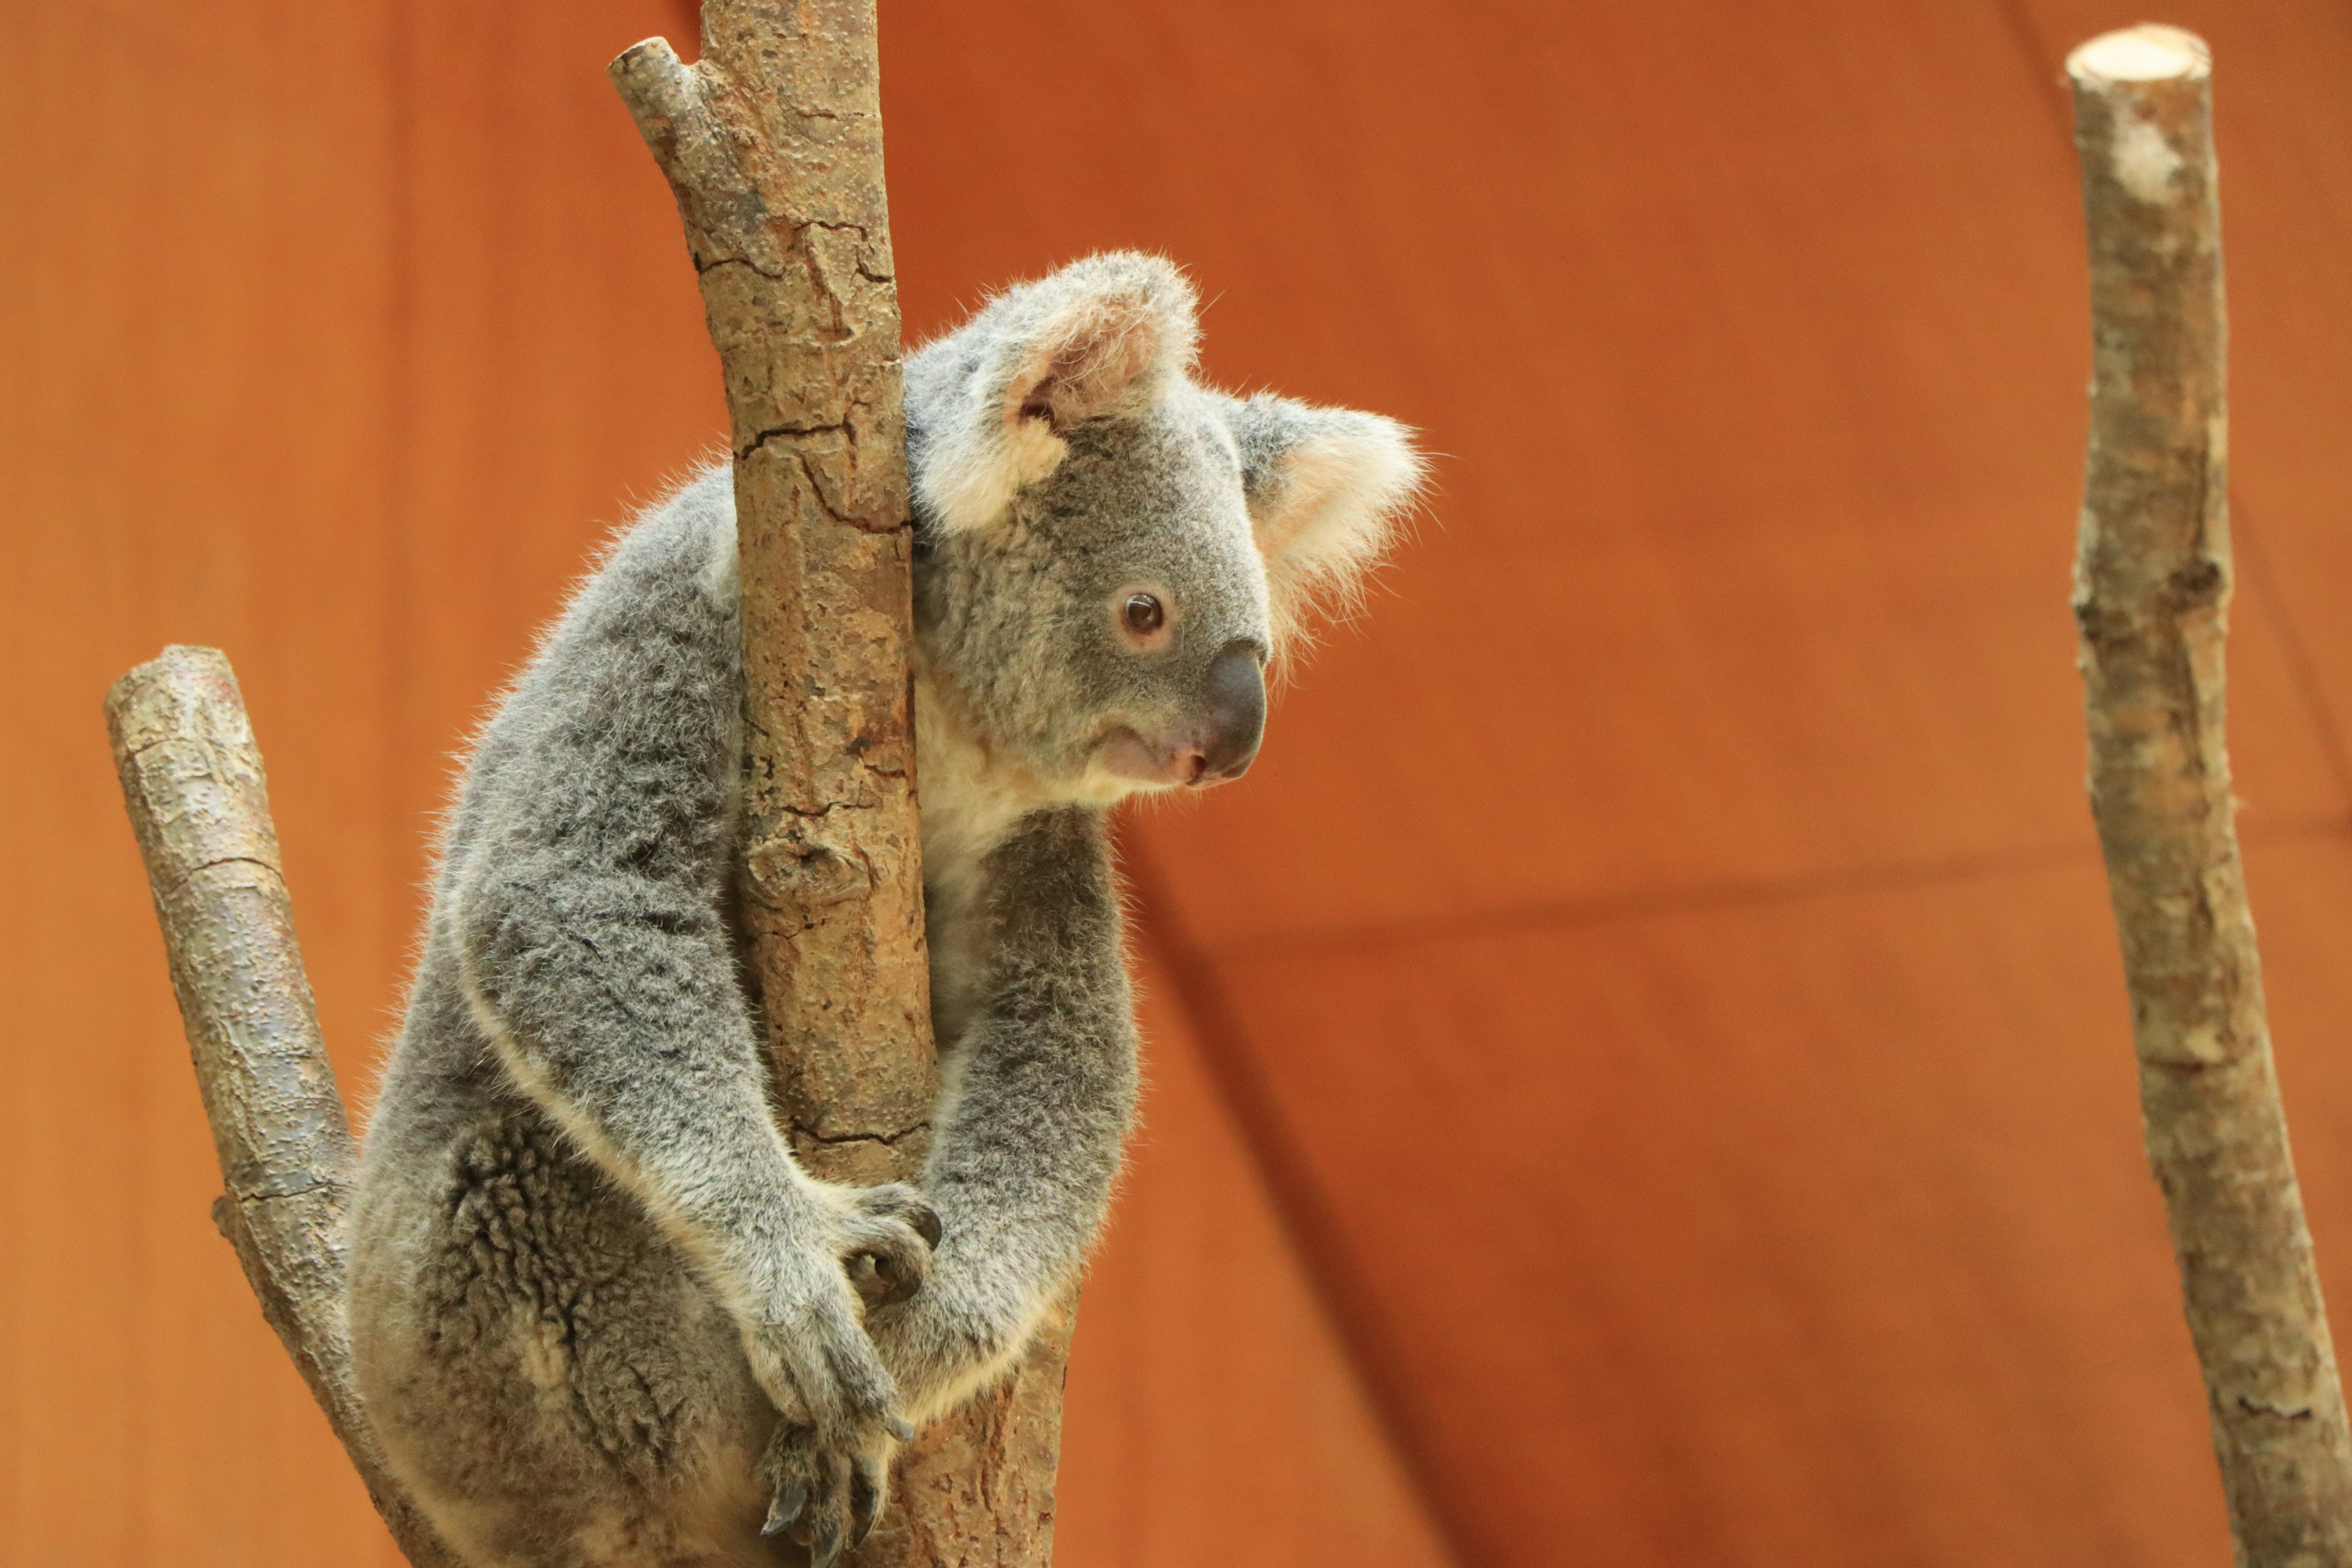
<box><xmin>2067</xmin><ymin>26</ymin><xmax>2352</xmax><ymax>1564</ymax></box>
<box><xmin>104</xmin><ymin>645</ymin><xmax>459</xmax><ymax>1568</ymax></box>
<box><xmin>612</xmin><ymin>6</ymin><xmax>1072</xmax><ymax>1562</ymax></box>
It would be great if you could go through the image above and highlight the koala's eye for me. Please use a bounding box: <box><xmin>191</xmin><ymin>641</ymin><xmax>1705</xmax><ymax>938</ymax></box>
<box><xmin>1123</xmin><ymin>594</ymin><xmax>1166</xmax><ymax>636</ymax></box>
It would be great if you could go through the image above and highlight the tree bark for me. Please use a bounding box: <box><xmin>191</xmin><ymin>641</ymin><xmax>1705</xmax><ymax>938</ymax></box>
<box><xmin>2067</xmin><ymin>26</ymin><xmax>2352</xmax><ymax>1565</ymax></box>
<box><xmin>104</xmin><ymin>645</ymin><xmax>460</xmax><ymax>1568</ymax></box>
<box><xmin>609</xmin><ymin>6</ymin><xmax>1071</xmax><ymax>1564</ymax></box>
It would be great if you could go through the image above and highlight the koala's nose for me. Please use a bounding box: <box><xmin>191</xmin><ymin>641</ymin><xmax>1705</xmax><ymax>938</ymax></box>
<box><xmin>1197</xmin><ymin>639</ymin><xmax>1266</xmax><ymax>782</ymax></box>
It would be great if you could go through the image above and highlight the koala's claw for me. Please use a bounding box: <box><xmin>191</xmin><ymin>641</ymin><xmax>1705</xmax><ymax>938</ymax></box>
<box><xmin>761</xmin><ymin>1478</ymin><xmax>808</xmax><ymax>1538</ymax></box>
<box><xmin>884</xmin><ymin>1189</ymin><xmax>945</xmax><ymax>1250</ymax></box>
<box><xmin>851</xmin><ymin>1181</ymin><xmax>943</xmax><ymax>1242</ymax></box>
<box><xmin>850</xmin><ymin>1461</ymin><xmax>884</xmax><ymax>1548</ymax></box>
<box><xmin>761</xmin><ymin>1417</ymin><xmax>898</xmax><ymax>1562</ymax></box>
<box><xmin>886</xmin><ymin>1414</ymin><xmax>915</xmax><ymax>1442</ymax></box>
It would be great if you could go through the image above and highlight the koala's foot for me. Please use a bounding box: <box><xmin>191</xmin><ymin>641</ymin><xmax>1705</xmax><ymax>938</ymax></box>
<box><xmin>760</xmin><ymin>1419</ymin><xmax>896</xmax><ymax>1567</ymax></box>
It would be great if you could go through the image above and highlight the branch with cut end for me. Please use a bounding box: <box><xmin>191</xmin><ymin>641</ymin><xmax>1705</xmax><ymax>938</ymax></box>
<box><xmin>609</xmin><ymin>0</ymin><xmax>930</xmax><ymax>1166</ymax></box>
<box><xmin>612</xmin><ymin>6</ymin><xmax>1073</xmax><ymax>1564</ymax></box>
<box><xmin>2067</xmin><ymin>26</ymin><xmax>2352</xmax><ymax>1565</ymax></box>
<box><xmin>106</xmin><ymin>645</ymin><xmax>458</xmax><ymax>1568</ymax></box>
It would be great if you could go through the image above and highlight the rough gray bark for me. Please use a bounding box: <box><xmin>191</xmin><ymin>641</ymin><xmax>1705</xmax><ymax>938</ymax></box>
<box><xmin>105</xmin><ymin>645</ymin><xmax>459</xmax><ymax>1568</ymax></box>
<box><xmin>609</xmin><ymin>6</ymin><xmax>1072</xmax><ymax>1564</ymax></box>
<box><xmin>2067</xmin><ymin>26</ymin><xmax>2352</xmax><ymax>1566</ymax></box>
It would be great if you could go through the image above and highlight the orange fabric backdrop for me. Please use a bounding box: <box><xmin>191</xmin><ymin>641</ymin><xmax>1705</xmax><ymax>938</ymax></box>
<box><xmin>7</xmin><ymin>1</ymin><xmax>2352</xmax><ymax>1565</ymax></box>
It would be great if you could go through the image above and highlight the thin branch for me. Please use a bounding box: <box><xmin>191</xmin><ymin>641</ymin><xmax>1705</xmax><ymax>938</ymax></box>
<box><xmin>2067</xmin><ymin>26</ymin><xmax>2352</xmax><ymax>1564</ymax></box>
<box><xmin>105</xmin><ymin>645</ymin><xmax>458</xmax><ymax>1568</ymax></box>
<box><xmin>612</xmin><ymin>6</ymin><xmax>1072</xmax><ymax>1562</ymax></box>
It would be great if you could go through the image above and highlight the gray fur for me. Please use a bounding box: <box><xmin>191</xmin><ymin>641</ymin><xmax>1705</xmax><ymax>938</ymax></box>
<box><xmin>348</xmin><ymin>252</ymin><xmax>1422</xmax><ymax>1568</ymax></box>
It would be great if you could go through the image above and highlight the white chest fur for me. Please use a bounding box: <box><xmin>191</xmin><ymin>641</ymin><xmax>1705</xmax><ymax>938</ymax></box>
<box><xmin>914</xmin><ymin>677</ymin><xmax>1046</xmax><ymax>1049</ymax></box>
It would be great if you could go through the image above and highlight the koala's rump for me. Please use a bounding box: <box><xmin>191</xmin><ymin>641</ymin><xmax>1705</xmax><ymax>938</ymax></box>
<box><xmin>349</xmin><ymin>1088</ymin><xmax>779</xmax><ymax>1566</ymax></box>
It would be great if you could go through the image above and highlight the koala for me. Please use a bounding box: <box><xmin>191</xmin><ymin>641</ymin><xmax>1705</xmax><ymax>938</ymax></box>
<box><xmin>346</xmin><ymin>252</ymin><xmax>1422</xmax><ymax>1568</ymax></box>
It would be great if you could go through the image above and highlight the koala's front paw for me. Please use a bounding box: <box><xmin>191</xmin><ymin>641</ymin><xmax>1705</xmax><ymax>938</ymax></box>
<box><xmin>739</xmin><ymin>1182</ymin><xmax>941</xmax><ymax>1558</ymax></box>
<box><xmin>739</xmin><ymin>1265</ymin><xmax>907</xmax><ymax>1559</ymax></box>
<box><xmin>760</xmin><ymin>1419</ymin><xmax>899</xmax><ymax>1566</ymax></box>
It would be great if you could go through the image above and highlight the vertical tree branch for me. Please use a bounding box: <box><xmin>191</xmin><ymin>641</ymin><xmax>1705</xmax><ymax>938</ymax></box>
<box><xmin>608</xmin><ymin>4</ymin><xmax>929</xmax><ymax>1164</ymax></box>
<box><xmin>105</xmin><ymin>645</ymin><xmax>459</xmax><ymax>1568</ymax></box>
<box><xmin>2067</xmin><ymin>26</ymin><xmax>2352</xmax><ymax>1565</ymax></box>
<box><xmin>611</xmin><ymin>7</ymin><xmax>1071</xmax><ymax>1562</ymax></box>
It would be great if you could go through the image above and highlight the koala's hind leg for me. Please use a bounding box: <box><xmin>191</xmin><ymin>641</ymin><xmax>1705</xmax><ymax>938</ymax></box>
<box><xmin>349</xmin><ymin>1112</ymin><xmax>782</xmax><ymax>1568</ymax></box>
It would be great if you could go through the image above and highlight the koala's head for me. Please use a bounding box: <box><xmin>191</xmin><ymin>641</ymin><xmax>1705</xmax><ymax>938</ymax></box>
<box><xmin>905</xmin><ymin>253</ymin><xmax>1422</xmax><ymax>806</ymax></box>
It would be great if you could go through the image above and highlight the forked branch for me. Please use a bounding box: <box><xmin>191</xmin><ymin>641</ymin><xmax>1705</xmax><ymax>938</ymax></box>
<box><xmin>106</xmin><ymin>6</ymin><xmax>1068</xmax><ymax>1565</ymax></box>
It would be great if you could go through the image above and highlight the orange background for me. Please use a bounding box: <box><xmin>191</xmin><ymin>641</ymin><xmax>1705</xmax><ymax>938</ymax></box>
<box><xmin>7</xmin><ymin>2</ymin><xmax>2352</xmax><ymax>1564</ymax></box>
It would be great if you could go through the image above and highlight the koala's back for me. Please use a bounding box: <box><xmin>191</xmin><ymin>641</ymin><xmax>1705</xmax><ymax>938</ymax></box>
<box><xmin>348</xmin><ymin>467</ymin><xmax>782</xmax><ymax>1566</ymax></box>
<box><xmin>357</xmin><ymin>464</ymin><xmax>739</xmax><ymax>1156</ymax></box>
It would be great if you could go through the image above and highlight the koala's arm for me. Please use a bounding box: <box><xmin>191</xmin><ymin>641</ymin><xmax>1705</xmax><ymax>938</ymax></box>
<box><xmin>448</xmin><ymin>534</ymin><xmax>930</xmax><ymax>1447</ymax></box>
<box><xmin>872</xmin><ymin>806</ymin><xmax>1139</xmax><ymax>1419</ymax></box>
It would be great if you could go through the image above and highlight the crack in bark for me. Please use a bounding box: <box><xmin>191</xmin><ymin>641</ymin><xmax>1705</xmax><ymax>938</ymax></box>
<box><xmin>2239</xmin><ymin>1396</ymin><xmax>2318</xmax><ymax>1422</ymax></box>
<box><xmin>792</xmin><ymin>1119</ymin><xmax>931</xmax><ymax>1149</ymax></box>
<box><xmin>737</xmin><ymin>419</ymin><xmax>850</xmax><ymax>460</ymax></box>
<box><xmin>695</xmin><ymin>252</ymin><xmax>790</xmax><ymax>282</ymax></box>
<box><xmin>161</xmin><ymin>853</ymin><xmax>282</xmax><ymax>897</ymax></box>
<box><xmin>788</xmin><ymin>447</ymin><xmax>906</xmax><ymax>536</ymax></box>
<box><xmin>224</xmin><ymin>1175</ymin><xmax>340</xmax><ymax>1205</ymax></box>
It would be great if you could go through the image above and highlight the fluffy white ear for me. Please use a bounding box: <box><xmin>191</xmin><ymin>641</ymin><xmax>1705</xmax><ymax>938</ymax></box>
<box><xmin>1221</xmin><ymin>393</ymin><xmax>1425</xmax><ymax>644</ymax></box>
<box><xmin>911</xmin><ymin>252</ymin><xmax>1199</xmax><ymax>533</ymax></box>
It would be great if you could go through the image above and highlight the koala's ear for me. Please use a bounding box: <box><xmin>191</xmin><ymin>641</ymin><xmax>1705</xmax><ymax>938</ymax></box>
<box><xmin>1221</xmin><ymin>393</ymin><xmax>1425</xmax><ymax>643</ymax></box>
<box><xmin>913</xmin><ymin>252</ymin><xmax>1199</xmax><ymax>534</ymax></box>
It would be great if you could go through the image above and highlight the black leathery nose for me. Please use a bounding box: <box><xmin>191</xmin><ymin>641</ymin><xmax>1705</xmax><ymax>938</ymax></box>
<box><xmin>1202</xmin><ymin>640</ymin><xmax>1267</xmax><ymax>778</ymax></box>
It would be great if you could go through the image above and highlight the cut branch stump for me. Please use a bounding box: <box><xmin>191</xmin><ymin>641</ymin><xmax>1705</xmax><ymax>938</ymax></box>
<box><xmin>105</xmin><ymin>646</ymin><xmax>460</xmax><ymax>1568</ymax></box>
<box><xmin>2067</xmin><ymin>25</ymin><xmax>2352</xmax><ymax>1564</ymax></box>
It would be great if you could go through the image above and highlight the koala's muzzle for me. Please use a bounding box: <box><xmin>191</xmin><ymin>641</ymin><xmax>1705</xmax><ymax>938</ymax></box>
<box><xmin>1188</xmin><ymin>640</ymin><xmax>1266</xmax><ymax>785</ymax></box>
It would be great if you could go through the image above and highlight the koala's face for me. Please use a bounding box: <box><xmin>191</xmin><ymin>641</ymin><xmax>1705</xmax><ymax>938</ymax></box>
<box><xmin>917</xmin><ymin>389</ymin><xmax>1273</xmax><ymax>796</ymax></box>
<box><xmin>906</xmin><ymin>253</ymin><xmax>1422</xmax><ymax>805</ymax></box>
